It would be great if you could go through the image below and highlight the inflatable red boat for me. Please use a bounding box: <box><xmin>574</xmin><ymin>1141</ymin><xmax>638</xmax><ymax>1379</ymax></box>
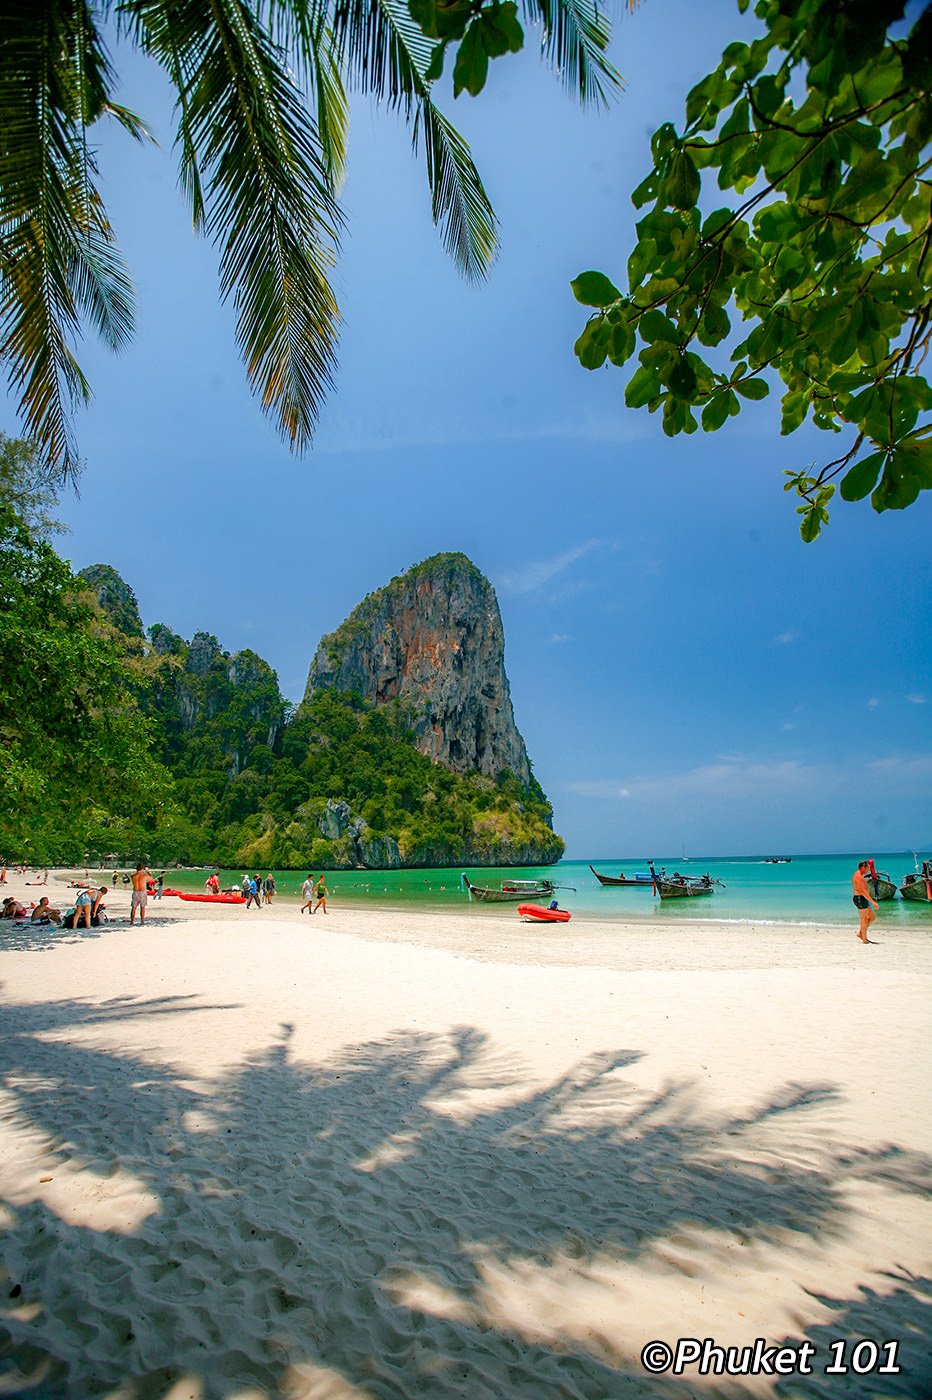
<box><xmin>517</xmin><ymin>904</ymin><xmax>571</xmax><ymax>923</ymax></box>
<box><xmin>177</xmin><ymin>892</ymin><xmax>246</xmax><ymax>905</ymax></box>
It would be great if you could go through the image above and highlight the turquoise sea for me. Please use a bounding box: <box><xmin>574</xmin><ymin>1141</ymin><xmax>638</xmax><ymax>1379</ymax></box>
<box><xmin>162</xmin><ymin>853</ymin><xmax>932</xmax><ymax>928</ymax></box>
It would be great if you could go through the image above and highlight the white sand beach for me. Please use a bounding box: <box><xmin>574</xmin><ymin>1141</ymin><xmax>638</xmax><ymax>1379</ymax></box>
<box><xmin>1</xmin><ymin>873</ymin><xmax>930</xmax><ymax>1398</ymax></box>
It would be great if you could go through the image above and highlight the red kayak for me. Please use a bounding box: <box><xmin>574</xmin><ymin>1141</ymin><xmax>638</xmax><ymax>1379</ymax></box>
<box><xmin>177</xmin><ymin>892</ymin><xmax>246</xmax><ymax>905</ymax></box>
<box><xmin>517</xmin><ymin>904</ymin><xmax>571</xmax><ymax>923</ymax></box>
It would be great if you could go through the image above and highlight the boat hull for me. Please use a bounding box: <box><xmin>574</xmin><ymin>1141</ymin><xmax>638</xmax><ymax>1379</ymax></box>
<box><xmin>464</xmin><ymin>878</ymin><xmax>555</xmax><ymax>903</ymax></box>
<box><xmin>870</xmin><ymin>878</ymin><xmax>898</xmax><ymax>901</ymax></box>
<box><xmin>900</xmin><ymin>879</ymin><xmax>932</xmax><ymax>903</ymax></box>
<box><xmin>518</xmin><ymin>904</ymin><xmax>571</xmax><ymax>922</ymax></box>
<box><xmin>656</xmin><ymin>883</ymin><xmax>713</xmax><ymax>900</ymax></box>
<box><xmin>589</xmin><ymin>865</ymin><xmax>652</xmax><ymax>887</ymax></box>
<box><xmin>178</xmin><ymin>892</ymin><xmax>246</xmax><ymax>905</ymax></box>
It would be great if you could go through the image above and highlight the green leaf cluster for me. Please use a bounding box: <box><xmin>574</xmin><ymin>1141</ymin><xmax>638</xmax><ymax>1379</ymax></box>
<box><xmin>572</xmin><ymin>0</ymin><xmax>932</xmax><ymax>538</ymax></box>
<box><xmin>0</xmin><ymin>505</ymin><xmax>175</xmax><ymax>863</ymax></box>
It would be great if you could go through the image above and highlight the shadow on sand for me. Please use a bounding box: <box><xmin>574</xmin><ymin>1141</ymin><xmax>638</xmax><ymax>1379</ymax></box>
<box><xmin>0</xmin><ymin>995</ymin><xmax>930</xmax><ymax>1398</ymax></box>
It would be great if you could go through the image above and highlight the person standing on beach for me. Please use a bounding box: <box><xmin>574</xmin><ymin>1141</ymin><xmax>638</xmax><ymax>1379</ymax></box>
<box><xmin>301</xmin><ymin>875</ymin><xmax>315</xmax><ymax>914</ymax></box>
<box><xmin>155</xmin><ymin>871</ymin><xmax>165</xmax><ymax>899</ymax></box>
<box><xmin>313</xmin><ymin>875</ymin><xmax>328</xmax><ymax>915</ymax></box>
<box><xmin>852</xmin><ymin>861</ymin><xmax>878</xmax><ymax>943</ymax></box>
<box><xmin>263</xmin><ymin>873</ymin><xmax>275</xmax><ymax>905</ymax></box>
<box><xmin>245</xmin><ymin>876</ymin><xmax>262</xmax><ymax>910</ymax></box>
<box><xmin>130</xmin><ymin>864</ymin><xmax>150</xmax><ymax>926</ymax></box>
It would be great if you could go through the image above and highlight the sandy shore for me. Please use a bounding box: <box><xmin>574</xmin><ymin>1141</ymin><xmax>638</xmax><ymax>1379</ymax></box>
<box><xmin>1</xmin><ymin>873</ymin><xmax>930</xmax><ymax>1397</ymax></box>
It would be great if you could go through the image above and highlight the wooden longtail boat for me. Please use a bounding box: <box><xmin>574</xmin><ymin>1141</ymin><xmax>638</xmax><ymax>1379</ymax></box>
<box><xmin>900</xmin><ymin>859</ymin><xmax>932</xmax><ymax>904</ymax></box>
<box><xmin>648</xmin><ymin>863</ymin><xmax>722</xmax><ymax>900</ymax></box>
<box><xmin>463</xmin><ymin>875</ymin><xmax>556</xmax><ymax>904</ymax></box>
<box><xmin>589</xmin><ymin>865</ymin><xmax>653</xmax><ymax>887</ymax></box>
<box><xmin>867</xmin><ymin>859</ymin><xmax>897</xmax><ymax>901</ymax></box>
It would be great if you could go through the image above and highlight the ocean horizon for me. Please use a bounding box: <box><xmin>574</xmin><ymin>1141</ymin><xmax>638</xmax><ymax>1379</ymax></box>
<box><xmin>147</xmin><ymin>852</ymin><xmax>932</xmax><ymax>929</ymax></box>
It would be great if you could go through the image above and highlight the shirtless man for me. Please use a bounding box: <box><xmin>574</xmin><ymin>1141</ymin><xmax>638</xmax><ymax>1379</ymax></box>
<box><xmin>130</xmin><ymin>863</ymin><xmax>150</xmax><ymax>926</ymax></box>
<box><xmin>851</xmin><ymin>860</ymin><xmax>878</xmax><ymax>944</ymax></box>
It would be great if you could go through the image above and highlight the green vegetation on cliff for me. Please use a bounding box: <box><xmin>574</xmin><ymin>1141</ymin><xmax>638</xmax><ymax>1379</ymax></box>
<box><xmin>222</xmin><ymin>690</ymin><xmax>562</xmax><ymax>870</ymax></box>
<box><xmin>1</xmin><ymin>456</ymin><xmax>563</xmax><ymax>868</ymax></box>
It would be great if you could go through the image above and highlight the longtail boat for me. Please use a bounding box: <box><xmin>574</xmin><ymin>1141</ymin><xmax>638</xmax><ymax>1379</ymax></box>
<box><xmin>867</xmin><ymin>859</ymin><xmax>897</xmax><ymax>901</ymax></box>
<box><xmin>589</xmin><ymin>865</ymin><xmax>653</xmax><ymax>887</ymax></box>
<box><xmin>463</xmin><ymin>875</ymin><xmax>556</xmax><ymax>904</ymax></box>
<box><xmin>900</xmin><ymin>859</ymin><xmax>932</xmax><ymax>904</ymax></box>
<box><xmin>648</xmin><ymin>863</ymin><xmax>722</xmax><ymax>900</ymax></box>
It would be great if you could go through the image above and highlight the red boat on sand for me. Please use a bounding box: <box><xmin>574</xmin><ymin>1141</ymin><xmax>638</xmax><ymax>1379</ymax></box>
<box><xmin>517</xmin><ymin>904</ymin><xmax>571</xmax><ymax>923</ymax></box>
<box><xmin>177</xmin><ymin>892</ymin><xmax>246</xmax><ymax>905</ymax></box>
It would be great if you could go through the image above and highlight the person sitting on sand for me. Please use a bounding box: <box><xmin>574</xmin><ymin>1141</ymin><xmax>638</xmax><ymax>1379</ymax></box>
<box><xmin>313</xmin><ymin>875</ymin><xmax>328</xmax><ymax>915</ymax></box>
<box><xmin>30</xmin><ymin>897</ymin><xmax>62</xmax><ymax>925</ymax></box>
<box><xmin>851</xmin><ymin>860</ymin><xmax>878</xmax><ymax>944</ymax></box>
<box><xmin>2</xmin><ymin>896</ymin><xmax>27</xmax><ymax>919</ymax></box>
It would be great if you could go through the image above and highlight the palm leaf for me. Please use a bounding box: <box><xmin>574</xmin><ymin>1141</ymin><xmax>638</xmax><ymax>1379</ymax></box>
<box><xmin>521</xmin><ymin>0</ymin><xmax>625</xmax><ymax>107</ymax></box>
<box><xmin>128</xmin><ymin>0</ymin><xmax>342</xmax><ymax>451</ymax></box>
<box><xmin>326</xmin><ymin>0</ymin><xmax>497</xmax><ymax>280</ymax></box>
<box><xmin>0</xmin><ymin>0</ymin><xmax>137</xmax><ymax>480</ymax></box>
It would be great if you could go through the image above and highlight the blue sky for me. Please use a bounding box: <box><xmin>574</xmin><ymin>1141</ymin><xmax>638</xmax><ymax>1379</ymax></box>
<box><xmin>5</xmin><ymin>1</ymin><xmax>930</xmax><ymax>856</ymax></box>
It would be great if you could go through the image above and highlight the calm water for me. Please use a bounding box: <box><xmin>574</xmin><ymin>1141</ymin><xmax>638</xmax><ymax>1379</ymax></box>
<box><xmin>161</xmin><ymin>853</ymin><xmax>932</xmax><ymax>928</ymax></box>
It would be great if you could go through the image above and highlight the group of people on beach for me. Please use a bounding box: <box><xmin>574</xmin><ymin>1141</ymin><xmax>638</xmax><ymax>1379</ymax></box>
<box><xmin>300</xmin><ymin>874</ymin><xmax>328</xmax><ymax>915</ymax></box>
<box><xmin>1</xmin><ymin>884</ymin><xmax>109</xmax><ymax>929</ymax></box>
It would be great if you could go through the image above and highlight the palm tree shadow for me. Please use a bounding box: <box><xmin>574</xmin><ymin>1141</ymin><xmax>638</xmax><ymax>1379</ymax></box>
<box><xmin>1</xmin><ymin>1000</ymin><xmax>930</xmax><ymax>1398</ymax></box>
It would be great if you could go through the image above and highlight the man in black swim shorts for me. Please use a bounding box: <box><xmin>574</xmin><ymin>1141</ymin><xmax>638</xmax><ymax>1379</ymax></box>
<box><xmin>851</xmin><ymin>860</ymin><xmax>878</xmax><ymax>944</ymax></box>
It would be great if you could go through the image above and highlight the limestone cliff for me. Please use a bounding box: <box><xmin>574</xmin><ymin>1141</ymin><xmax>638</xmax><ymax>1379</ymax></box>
<box><xmin>77</xmin><ymin>563</ymin><xmax>145</xmax><ymax>638</ymax></box>
<box><xmin>304</xmin><ymin>553</ymin><xmax>532</xmax><ymax>783</ymax></box>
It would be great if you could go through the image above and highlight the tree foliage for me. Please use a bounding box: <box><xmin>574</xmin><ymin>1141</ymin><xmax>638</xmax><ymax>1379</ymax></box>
<box><xmin>0</xmin><ymin>505</ymin><xmax>174</xmax><ymax>861</ymax></box>
<box><xmin>0</xmin><ymin>0</ymin><xmax>625</xmax><ymax>482</ymax></box>
<box><xmin>0</xmin><ymin>431</ymin><xmax>78</xmax><ymax>538</ymax></box>
<box><xmin>572</xmin><ymin>0</ymin><xmax>932</xmax><ymax>539</ymax></box>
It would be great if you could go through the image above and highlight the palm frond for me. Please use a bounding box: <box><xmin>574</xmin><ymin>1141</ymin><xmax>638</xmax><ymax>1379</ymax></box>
<box><xmin>310</xmin><ymin>34</ymin><xmax>349</xmax><ymax>190</ymax></box>
<box><xmin>521</xmin><ymin>0</ymin><xmax>624</xmax><ymax>107</ymax></box>
<box><xmin>129</xmin><ymin>0</ymin><xmax>342</xmax><ymax>451</ymax></box>
<box><xmin>324</xmin><ymin>0</ymin><xmax>497</xmax><ymax>280</ymax></box>
<box><xmin>415</xmin><ymin>100</ymin><xmax>497</xmax><ymax>282</ymax></box>
<box><xmin>258</xmin><ymin>0</ymin><xmax>349</xmax><ymax>188</ymax></box>
<box><xmin>0</xmin><ymin>0</ymin><xmax>136</xmax><ymax>480</ymax></box>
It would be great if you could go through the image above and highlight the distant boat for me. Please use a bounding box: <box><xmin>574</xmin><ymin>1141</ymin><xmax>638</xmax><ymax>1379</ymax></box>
<box><xmin>463</xmin><ymin>875</ymin><xmax>555</xmax><ymax>903</ymax></box>
<box><xmin>900</xmin><ymin>858</ymin><xmax>932</xmax><ymax>904</ymax></box>
<box><xmin>589</xmin><ymin>864</ymin><xmax>653</xmax><ymax>888</ymax></box>
<box><xmin>764</xmin><ymin>857</ymin><xmax>792</xmax><ymax>864</ymax></box>
<box><xmin>866</xmin><ymin>859</ymin><xmax>897</xmax><ymax>901</ymax></box>
<box><xmin>649</xmin><ymin>863</ymin><xmax>722</xmax><ymax>900</ymax></box>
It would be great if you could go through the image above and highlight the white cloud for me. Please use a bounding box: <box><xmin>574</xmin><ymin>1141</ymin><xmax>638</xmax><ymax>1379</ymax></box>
<box><xmin>566</xmin><ymin>753</ymin><xmax>932</xmax><ymax>807</ymax></box>
<box><xmin>771</xmin><ymin>629</ymin><xmax>798</xmax><ymax>646</ymax></box>
<box><xmin>497</xmin><ymin>540</ymin><xmax>601</xmax><ymax>596</ymax></box>
<box><xmin>867</xmin><ymin>697</ymin><xmax>881</xmax><ymax>710</ymax></box>
<box><xmin>906</xmin><ymin>693</ymin><xmax>927</xmax><ymax>705</ymax></box>
<box><xmin>547</xmin><ymin>632</ymin><xmax>572</xmax><ymax>645</ymax></box>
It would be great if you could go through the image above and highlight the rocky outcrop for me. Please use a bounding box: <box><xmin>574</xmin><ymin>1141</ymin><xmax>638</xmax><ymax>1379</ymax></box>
<box><xmin>77</xmin><ymin>564</ymin><xmax>144</xmax><ymax>638</ymax></box>
<box><xmin>304</xmin><ymin>553</ymin><xmax>531</xmax><ymax>782</ymax></box>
